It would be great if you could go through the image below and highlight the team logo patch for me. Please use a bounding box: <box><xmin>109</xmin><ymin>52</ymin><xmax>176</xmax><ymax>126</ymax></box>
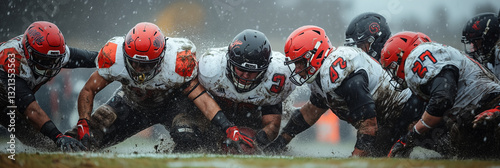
<box><xmin>230</xmin><ymin>39</ymin><xmax>243</xmax><ymax>49</ymax></box>
<box><xmin>369</xmin><ymin>22</ymin><xmax>380</xmax><ymax>34</ymax></box>
<box><xmin>28</xmin><ymin>29</ymin><xmax>45</xmax><ymax>45</ymax></box>
<box><xmin>472</xmin><ymin>21</ymin><xmax>481</xmax><ymax>30</ymax></box>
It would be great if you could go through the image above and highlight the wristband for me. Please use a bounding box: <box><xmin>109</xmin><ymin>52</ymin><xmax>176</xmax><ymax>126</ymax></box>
<box><xmin>420</xmin><ymin>119</ymin><xmax>432</xmax><ymax>129</ymax></box>
<box><xmin>211</xmin><ymin>110</ymin><xmax>234</xmax><ymax>132</ymax></box>
<box><xmin>40</xmin><ymin>120</ymin><xmax>62</xmax><ymax>142</ymax></box>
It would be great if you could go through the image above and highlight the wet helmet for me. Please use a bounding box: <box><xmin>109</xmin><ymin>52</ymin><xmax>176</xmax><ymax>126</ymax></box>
<box><xmin>124</xmin><ymin>22</ymin><xmax>166</xmax><ymax>83</ymax></box>
<box><xmin>284</xmin><ymin>25</ymin><xmax>334</xmax><ymax>86</ymax></box>
<box><xmin>22</xmin><ymin>21</ymin><xmax>66</xmax><ymax>78</ymax></box>
<box><xmin>226</xmin><ymin>29</ymin><xmax>271</xmax><ymax>92</ymax></box>
<box><xmin>345</xmin><ymin>12</ymin><xmax>391</xmax><ymax>61</ymax></box>
<box><xmin>380</xmin><ymin>31</ymin><xmax>431</xmax><ymax>91</ymax></box>
<box><xmin>461</xmin><ymin>13</ymin><xmax>499</xmax><ymax>64</ymax></box>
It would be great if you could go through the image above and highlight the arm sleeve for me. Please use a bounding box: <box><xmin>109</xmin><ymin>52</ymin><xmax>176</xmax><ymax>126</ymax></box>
<box><xmin>309</xmin><ymin>93</ymin><xmax>329</xmax><ymax>109</ymax></box>
<box><xmin>63</xmin><ymin>47</ymin><xmax>98</xmax><ymax>68</ymax></box>
<box><xmin>422</xmin><ymin>65</ymin><xmax>459</xmax><ymax>117</ymax></box>
<box><xmin>399</xmin><ymin>93</ymin><xmax>427</xmax><ymax>127</ymax></box>
<box><xmin>0</xmin><ymin>71</ymin><xmax>36</xmax><ymax>113</ymax></box>
<box><xmin>334</xmin><ymin>70</ymin><xmax>376</xmax><ymax>123</ymax></box>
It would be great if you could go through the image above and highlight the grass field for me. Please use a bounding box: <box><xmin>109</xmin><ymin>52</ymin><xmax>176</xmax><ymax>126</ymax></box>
<box><xmin>2</xmin><ymin>153</ymin><xmax>500</xmax><ymax>168</ymax></box>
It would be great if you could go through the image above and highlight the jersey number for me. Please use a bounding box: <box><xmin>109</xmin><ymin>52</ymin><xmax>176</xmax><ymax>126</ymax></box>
<box><xmin>270</xmin><ymin>73</ymin><xmax>286</xmax><ymax>93</ymax></box>
<box><xmin>412</xmin><ymin>50</ymin><xmax>437</xmax><ymax>78</ymax></box>
<box><xmin>329</xmin><ymin>57</ymin><xmax>347</xmax><ymax>83</ymax></box>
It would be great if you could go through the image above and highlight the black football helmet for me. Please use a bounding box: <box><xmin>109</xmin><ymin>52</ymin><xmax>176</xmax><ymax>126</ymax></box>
<box><xmin>461</xmin><ymin>13</ymin><xmax>500</xmax><ymax>64</ymax></box>
<box><xmin>226</xmin><ymin>29</ymin><xmax>271</xmax><ymax>93</ymax></box>
<box><xmin>345</xmin><ymin>12</ymin><xmax>391</xmax><ymax>61</ymax></box>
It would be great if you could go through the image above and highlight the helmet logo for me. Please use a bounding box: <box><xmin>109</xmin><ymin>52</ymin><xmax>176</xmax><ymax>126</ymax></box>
<box><xmin>230</xmin><ymin>39</ymin><xmax>243</xmax><ymax>49</ymax></box>
<box><xmin>28</xmin><ymin>29</ymin><xmax>45</xmax><ymax>45</ymax></box>
<box><xmin>153</xmin><ymin>36</ymin><xmax>163</xmax><ymax>48</ymax></box>
<box><xmin>472</xmin><ymin>21</ymin><xmax>481</xmax><ymax>30</ymax></box>
<box><xmin>369</xmin><ymin>22</ymin><xmax>380</xmax><ymax>34</ymax></box>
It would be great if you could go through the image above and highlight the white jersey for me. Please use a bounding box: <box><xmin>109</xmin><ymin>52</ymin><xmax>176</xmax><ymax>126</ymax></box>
<box><xmin>309</xmin><ymin>46</ymin><xmax>410</xmax><ymax>123</ymax></box>
<box><xmin>405</xmin><ymin>42</ymin><xmax>500</xmax><ymax>109</ymax></box>
<box><xmin>491</xmin><ymin>40</ymin><xmax>500</xmax><ymax>79</ymax></box>
<box><xmin>96</xmin><ymin>36</ymin><xmax>197</xmax><ymax>108</ymax></box>
<box><xmin>0</xmin><ymin>35</ymin><xmax>71</xmax><ymax>89</ymax></box>
<box><xmin>198</xmin><ymin>47</ymin><xmax>295</xmax><ymax>106</ymax></box>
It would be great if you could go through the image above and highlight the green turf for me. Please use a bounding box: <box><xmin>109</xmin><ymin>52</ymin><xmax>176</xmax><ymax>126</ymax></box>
<box><xmin>1</xmin><ymin>153</ymin><xmax>500</xmax><ymax>168</ymax></box>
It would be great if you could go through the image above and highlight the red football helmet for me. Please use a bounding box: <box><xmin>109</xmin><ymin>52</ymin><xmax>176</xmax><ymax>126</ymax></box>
<box><xmin>380</xmin><ymin>31</ymin><xmax>431</xmax><ymax>91</ymax></box>
<box><xmin>22</xmin><ymin>21</ymin><xmax>66</xmax><ymax>78</ymax></box>
<box><xmin>124</xmin><ymin>22</ymin><xmax>166</xmax><ymax>83</ymax></box>
<box><xmin>284</xmin><ymin>25</ymin><xmax>334</xmax><ymax>86</ymax></box>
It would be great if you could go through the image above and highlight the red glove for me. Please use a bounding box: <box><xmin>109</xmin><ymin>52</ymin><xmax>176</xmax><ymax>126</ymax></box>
<box><xmin>77</xmin><ymin>119</ymin><xmax>91</xmax><ymax>148</ymax></box>
<box><xmin>473</xmin><ymin>106</ymin><xmax>500</xmax><ymax>128</ymax></box>
<box><xmin>226</xmin><ymin>126</ymin><xmax>255</xmax><ymax>148</ymax></box>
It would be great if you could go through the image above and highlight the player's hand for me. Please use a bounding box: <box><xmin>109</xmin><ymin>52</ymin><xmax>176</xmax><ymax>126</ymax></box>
<box><xmin>55</xmin><ymin>133</ymin><xmax>87</xmax><ymax>152</ymax></box>
<box><xmin>387</xmin><ymin>130</ymin><xmax>418</xmax><ymax>158</ymax></box>
<box><xmin>473</xmin><ymin>107</ymin><xmax>500</xmax><ymax>128</ymax></box>
<box><xmin>77</xmin><ymin>118</ymin><xmax>92</xmax><ymax>149</ymax></box>
<box><xmin>226</xmin><ymin>126</ymin><xmax>255</xmax><ymax>148</ymax></box>
<box><xmin>264</xmin><ymin>134</ymin><xmax>288</xmax><ymax>154</ymax></box>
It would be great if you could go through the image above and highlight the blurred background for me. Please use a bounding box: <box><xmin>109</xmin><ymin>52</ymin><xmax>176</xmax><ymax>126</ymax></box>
<box><xmin>1</xmin><ymin>0</ymin><xmax>499</xmax><ymax>156</ymax></box>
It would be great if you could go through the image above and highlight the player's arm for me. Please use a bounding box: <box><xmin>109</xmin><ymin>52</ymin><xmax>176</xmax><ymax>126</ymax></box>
<box><xmin>183</xmin><ymin>78</ymin><xmax>255</xmax><ymax>147</ymax></box>
<box><xmin>1</xmin><ymin>72</ymin><xmax>85</xmax><ymax>151</ymax></box>
<box><xmin>78</xmin><ymin>71</ymin><xmax>111</xmax><ymax>120</ymax></box>
<box><xmin>64</xmin><ymin>47</ymin><xmax>99</xmax><ymax>68</ymax></box>
<box><xmin>256</xmin><ymin>104</ymin><xmax>283</xmax><ymax>147</ymax></box>
<box><xmin>414</xmin><ymin>65</ymin><xmax>458</xmax><ymax>134</ymax></box>
<box><xmin>389</xmin><ymin>65</ymin><xmax>458</xmax><ymax>157</ymax></box>
<box><xmin>264</xmin><ymin>101</ymin><xmax>328</xmax><ymax>154</ymax></box>
<box><xmin>334</xmin><ymin>70</ymin><xmax>377</xmax><ymax>157</ymax></box>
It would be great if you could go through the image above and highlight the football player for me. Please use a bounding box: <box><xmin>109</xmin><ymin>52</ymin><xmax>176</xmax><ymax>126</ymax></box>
<box><xmin>66</xmin><ymin>22</ymin><xmax>233</xmax><ymax>152</ymax></box>
<box><xmin>344</xmin><ymin>12</ymin><xmax>391</xmax><ymax>61</ymax></box>
<box><xmin>265</xmin><ymin>25</ymin><xmax>421</xmax><ymax>157</ymax></box>
<box><xmin>461</xmin><ymin>12</ymin><xmax>500</xmax><ymax>79</ymax></box>
<box><xmin>382</xmin><ymin>31</ymin><xmax>500</xmax><ymax>159</ymax></box>
<box><xmin>194</xmin><ymin>29</ymin><xmax>295</xmax><ymax>153</ymax></box>
<box><xmin>0</xmin><ymin>21</ymin><xmax>97</xmax><ymax>152</ymax></box>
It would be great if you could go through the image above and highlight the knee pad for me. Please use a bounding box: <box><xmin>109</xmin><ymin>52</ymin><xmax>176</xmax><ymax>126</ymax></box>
<box><xmin>91</xmin><ymin>105</ymin><xmax>118</xmax><ymax>130</ymax></box>
<box><xmin>170</xmin><ymin>125</ymin><xmax>201</xmax><ymax>144</ymax></box>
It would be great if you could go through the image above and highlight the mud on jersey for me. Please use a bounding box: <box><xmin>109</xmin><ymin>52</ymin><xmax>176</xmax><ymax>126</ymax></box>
<box><xmin>405</xmin><ymin>42</ymin><xmax>500</xmax><ymax>109</ymax></box>
<box><xmin>0</xmin><ymin>35</ymin><xmax>71</xmax><ymax>89</ymax></box>
<box><xmin>198</xmin><ymin>47</ymin><xmax>295</xmax><ymax>113</ymax></box>
<box><xmin>310</xmin><ymin>46</ymin><xmax>410</xmax><ymax>124</ymax></box>
<box><xmin>96</xmin><ymin>36</ymin><xmax>197</xmax><ymax>108</ymax></box>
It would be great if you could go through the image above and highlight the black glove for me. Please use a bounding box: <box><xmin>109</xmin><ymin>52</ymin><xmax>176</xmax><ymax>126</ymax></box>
<box><xmin>41</xmin><ymin>120</ymin><xmax>86</xmax><ymax>152</ymax></box>
<box><xmin>55</xmin><ymin>133</ymin><xmax>87</xmax><ymax>152</ymax></box>
<box><xmin>387</xmin><ymin>127</ymin><xmax>420</xmax><ymax>157</ymax></box>
<box><xmin>264</xmin><ymin>134</ymin><xmax>288</xmax><ymax>154</ymax></box>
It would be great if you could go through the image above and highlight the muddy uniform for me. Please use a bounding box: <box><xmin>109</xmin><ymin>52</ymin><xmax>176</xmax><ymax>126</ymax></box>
<box><xmin>197</xmin><ymin>48</ymin><xmax>295</xmax><ymax>146</ymax></box>
<box><xmin>405</xmin><ymin>42</ymin><xmax>500</xmax><ymax>158</ymax></box>
<box><xmin>66</xmin><ymin>36</ymin><xmax>202</xmax><ymax>150</ymax></box>
<box><xmin>308</xmin><ymin>46</ymin><xmax>419</xmax><ymax>156</ymax></box>
<box><xmin>0</xmin><ymin>35</ymin><xmax>97</xmax><ymax>150</ymax></box>
<box><xmin>490</xmin><ymin>40</ymin><xmax>500</xmax><ymax>79</ymax></box>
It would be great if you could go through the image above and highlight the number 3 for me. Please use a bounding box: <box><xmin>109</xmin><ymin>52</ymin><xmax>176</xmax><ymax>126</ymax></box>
<box><xmin>270</xmin><ymin>73</ymin><xmax>286</xmax><ymax>93</ymax></box>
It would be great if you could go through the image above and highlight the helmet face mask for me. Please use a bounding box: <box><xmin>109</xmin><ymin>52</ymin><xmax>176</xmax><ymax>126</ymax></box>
<box><xmin>123</xmin><ymin>22</ymin><xmax>166</xmax><ymax>84</ymax></box>
<box><xmin>124</xmin><ymin>51</ymin><xmax>164</xmax><ymax>83</ymax></box>
<box><xmin>226</xmin><ymin>29</ymin><xmax>271</xmax><ymax>93</ymax></box>
<box><xmin>23</xmin><ymin>21</ymin><xmax>66</xmax><ymax>78</ymax></box>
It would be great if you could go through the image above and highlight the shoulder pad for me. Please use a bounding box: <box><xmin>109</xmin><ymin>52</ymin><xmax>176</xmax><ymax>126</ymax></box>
<box><xmin>0</xmin><ymin>47</ymin><xmax>22</xmax><ymax>75</ymax></box>
<box><xmin>97</xmin><ymin>41</ymin><xmax>118</xmax><ymax>69</ymax></box>
<box><xmin>199</xmin><ymin>48</ymin><xmax>226</xmax><ymax>78</ymax></box>
<box><xmin>175</xmin><ymin>50</ymin><xmax>197</xmax><ymax>77</ymax></box>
